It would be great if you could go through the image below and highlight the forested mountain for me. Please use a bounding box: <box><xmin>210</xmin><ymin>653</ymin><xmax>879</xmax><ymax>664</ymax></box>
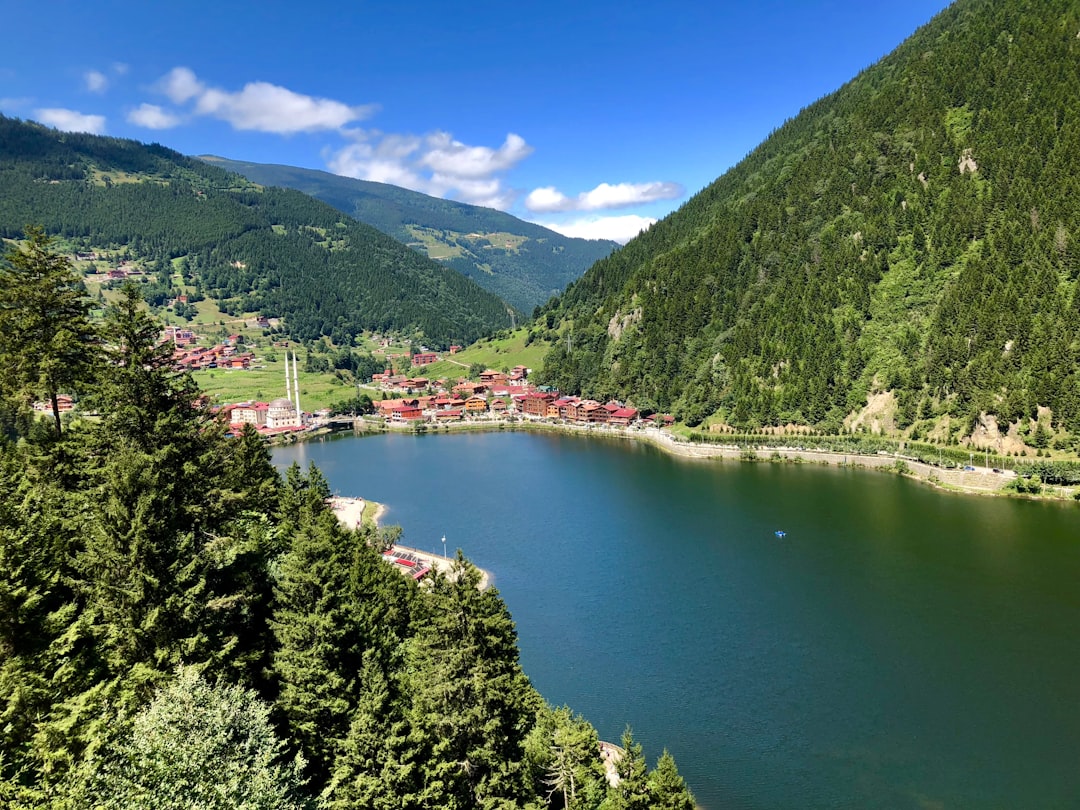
<box><xmin>0</xmin><ymin>239</ymin><xmax>697</xmax><ymax>807</ymax></box>
<box><xmin>200</xmin><ymin>155</ymin><xmax>619</xmax><ymax>312</ymax></box>
<box><xmin>0</xmin><ymin>115</ymin><xmax>515</xmax><ymax>345</ymax></box>
<box><xmin>537</xmin><ymin>0</ymin><xmax>1080</xmax><ymax>439</ymax></box>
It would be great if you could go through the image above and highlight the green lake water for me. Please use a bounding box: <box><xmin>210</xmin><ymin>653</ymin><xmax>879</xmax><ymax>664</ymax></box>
<box><xmin>274</xmin><ymin>431</ymin><xmax>1080</xmax><ymax>809</ymax></box>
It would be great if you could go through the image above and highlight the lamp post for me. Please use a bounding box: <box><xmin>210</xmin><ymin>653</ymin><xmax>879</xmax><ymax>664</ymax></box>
<box><xmin>441</xmin><ymin>535</ymin><xmax>447</xmax><ymax>560</ymax></box>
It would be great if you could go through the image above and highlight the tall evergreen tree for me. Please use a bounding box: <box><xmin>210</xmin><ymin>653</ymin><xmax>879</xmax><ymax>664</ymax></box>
<box><xmin>62</xmin><ymin>667</ymin><xmax>311</xmax><ymax>810</ymax></box>
<box><xmin>602</xmin><ymin>728</ymin><xmax>651</xmax><ymax>810</ymax></box>
<box><xmin>0</xmin><ymin>225</ymin><xmax>97</xmax><ymax>435</ymax></box>
<box><xmin>524</xmin><ymin>705</ymin><xmax>608</xmax><ymax>810</ymax></box>
<box><xmin>646</xmin><ymin>750</ymin><xmax>696</xmax><ymax>810</ymax></box>
<box><xmin>400</xmin><ymin>555</ymin><xmax>541</xmax><ymax>809</ymax></box>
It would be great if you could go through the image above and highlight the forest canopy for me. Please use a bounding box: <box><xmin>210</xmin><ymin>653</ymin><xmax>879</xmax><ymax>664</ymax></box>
<box><xmin>0</xmin><ymin>231</ymin><xmax>694</xmax><ymax>809</ymax></box>
<box><xmin>536</xmin><ymin>0</ymin><xmax>1080</xmax><ymax>438</ymax></box>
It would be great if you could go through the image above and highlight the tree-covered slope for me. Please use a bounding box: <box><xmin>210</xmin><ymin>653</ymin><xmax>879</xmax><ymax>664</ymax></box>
<box><xmin>0</xmin><ymin>238</ymin><xmax>697</xmax><ymax>808</ymax></box>
<box><xmin>199</xmin><ymin>155</ymin><xmax>619</xmax><ymax>312</ymax></box>
<box><xmin>0</xmin><ymin>116</ymin><xmax>515</xmax><ymax>345</ymax></box>
<box><xmin>538</xmin><ymin>0</ymin><xmax>1080</xmax><ymax>436</ymax></box>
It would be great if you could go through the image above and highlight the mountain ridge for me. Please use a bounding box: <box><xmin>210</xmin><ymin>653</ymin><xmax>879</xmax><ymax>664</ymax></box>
<box><xmin>536</xmin><ymin>0</ymin><xmax>1080</xmax><ymax>444</ymax></box>
<box><xmin>0</xmin><ymin>115</ymin><xmax>515</xmax><ymax>346</ymax></box>
<box><xmin>198</xmin><ymin>155</ymin><xmax>619</xmax><ymax>312</ymax></box>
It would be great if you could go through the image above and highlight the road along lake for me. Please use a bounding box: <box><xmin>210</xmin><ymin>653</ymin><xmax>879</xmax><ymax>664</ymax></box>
<box><xmin>275</xmin><ymin>430</ymin><xmax>1080</xmax><ymax>809</ymax></box>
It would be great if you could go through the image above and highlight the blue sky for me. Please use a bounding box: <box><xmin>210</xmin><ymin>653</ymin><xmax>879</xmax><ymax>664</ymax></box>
<box><xmin>2</xmin><ymin>1</ymin><xmax>951</xmax><ymax>242</ymax></box>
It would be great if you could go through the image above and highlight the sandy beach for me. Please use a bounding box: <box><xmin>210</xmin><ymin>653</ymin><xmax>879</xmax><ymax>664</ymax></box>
<box><xmin>328</xmin><ymin>496</ymin><xmax>367</xmax><ymax>529</ymax></box>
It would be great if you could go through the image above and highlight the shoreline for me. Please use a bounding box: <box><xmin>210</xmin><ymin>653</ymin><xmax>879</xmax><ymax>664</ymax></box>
<box><xmin>309</xmin><ymin>418</ymin><xmax>1078</xmax><ymax>502</ymax></box>
<box><xmin>328</xmin><ymin>496</ymin><xmax>492</xmax><ymax>589</ymax></box>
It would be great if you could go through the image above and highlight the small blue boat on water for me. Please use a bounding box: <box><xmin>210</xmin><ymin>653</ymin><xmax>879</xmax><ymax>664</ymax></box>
<box><xmin>774</xmin><ymin>530</ymin><xmax>787</xmax><ymax>538</ymax></box>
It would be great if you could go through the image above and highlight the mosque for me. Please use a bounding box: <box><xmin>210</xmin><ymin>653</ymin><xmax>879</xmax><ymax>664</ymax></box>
<box><xmin>266</xmin><ymin>351</ymin><xmax>304</xmax><ymax>429</ymax></box>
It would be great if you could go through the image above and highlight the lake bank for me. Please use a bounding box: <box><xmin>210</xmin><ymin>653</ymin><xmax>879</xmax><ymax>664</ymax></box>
<box><xmin>307</xmin><ymin>417</ymin><xmax>1078</xmax><ymax>502</ymax></box>
<box><xmin>328</xmin><ymin>495</ymin><xmax>491</xmax><ymax>589</ymax></box>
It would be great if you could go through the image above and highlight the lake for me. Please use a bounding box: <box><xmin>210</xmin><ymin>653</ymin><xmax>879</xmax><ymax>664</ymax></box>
<box><xmin>275</xmin><ymin>430</ymin><xmax>1080</xmax><ymax>809</ymax></box>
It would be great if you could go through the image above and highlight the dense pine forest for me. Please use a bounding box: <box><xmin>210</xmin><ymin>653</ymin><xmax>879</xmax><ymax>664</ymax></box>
<box><xmin>0</xmin><ymin>116</ymin><xmax>515</xmax><ymax>346</ymax></box>
<box><xmin>536</xmin><ymin>0</ymin><xmax>1080</xmax><ymax>442</ymax></box>
<box><xmin>0</xmin><ymin>233</ymin><xmax>695</xmax><ymax>808</ymax></box>
<box><xmin>200</xmin><ymin>156</ymin><xmax>619</xmax><ymax>313</ymax></box>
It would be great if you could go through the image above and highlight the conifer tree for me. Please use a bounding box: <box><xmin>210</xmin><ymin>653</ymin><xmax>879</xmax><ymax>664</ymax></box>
<box><xmin>602</xmin><ymin>728</ymin><xmax>651</xmax><ymax>810</ymax></box>
<box><xmin>400</xmin><ymin>555</ymin><xmax>541</xmax><ymax>809</ymax></box>
<box><xmin>0</xmin><ymin>226</ymin><xmax>98</xmax><ymax>435</ymax></box>
<box><xmin>271</xmin><ymin>468</ymin><xmax>369</xmax><ymax>784</ymax></box>
<box><xmin>524</xmin><ymin>705</ymin><xmax>608</xmax><ymax>810</ymax></box>
<box><xmin>647</xmin><ymin>750</ymin><xmax>696</xmax><ymax>810</ymax></box>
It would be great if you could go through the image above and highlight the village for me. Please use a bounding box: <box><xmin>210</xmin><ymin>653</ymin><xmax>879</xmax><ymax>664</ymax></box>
<box><xmin>219</xmin><ymin>356</ymin><xmax>671</xmax><ymax>436</ymax></box>
<box><xmin>34</xmin><ymin>327</ymin><xmax>673</xmax><ymax>437</ymax></box>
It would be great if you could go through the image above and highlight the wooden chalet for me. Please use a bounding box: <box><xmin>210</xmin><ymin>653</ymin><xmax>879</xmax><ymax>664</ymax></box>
<box><xmin>464</xmin><ymin>395</ymin><xmax>489</xmax><ymax>414</ymax></box>
<box><xmin>522</xmin><ymin>392</ymin><xmax>555</xmax><ymax>417</ymax></box>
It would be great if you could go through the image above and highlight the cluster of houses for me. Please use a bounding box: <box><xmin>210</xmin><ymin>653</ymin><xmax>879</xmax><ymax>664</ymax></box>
<box><xmin>372</xmin><ymin>366</ymin><xmax>530</xmax><ymax>395</ymax></box>
<box><xmin>164</xmin><ymin>328</ymin><xmax>258</xmax><ymax>371</ymax></box>
<box><xmin>32</xmin><ymin>395</ymin><xmax>76</xmax><ymax>414</ymax></box>
<box><xmin>375</xmin><ymin>385</ymin><xmax>670</xmax><ymax>429</ymax></box>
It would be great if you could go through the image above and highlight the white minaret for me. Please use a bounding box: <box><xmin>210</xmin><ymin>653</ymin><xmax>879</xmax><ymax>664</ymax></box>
<box><xmin>284</xmin><ymin>350</ymin><xmax>293</xmax><ymax>403</ymax></box>
<box><xmin>292</xmin><ymin>351</ymin><xmax>301</xmax><ymax>418</ymax></box>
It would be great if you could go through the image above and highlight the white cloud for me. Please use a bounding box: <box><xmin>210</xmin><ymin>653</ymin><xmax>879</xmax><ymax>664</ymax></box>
<box><xmin>150</xmin><ymin>67</ymin><xmax>375</xmax><ymax>134</ymax></box>
<box><xmin>84</xmin><ymin>70</ymin><xmax>108</xmax><ymax>93</ymax></box>
<box><xmin>127</xmin><ymin>103</ymin><xmax>181</xmax><ymax>130</ymax></box>
<box><xmin>158</xmin><ymin>67</ymin><xmax>204</xmax><ymax>104</ymax></box>
<box><xmin>34</xmin><ymin>108</ymin><xmax>106</xmax><ymax>134</ymax></box>
<box><xmin>420</xmin><ymin>132</ymin><xmax>532</xmax><ymax>178</ymax></box>
<box><xmin>535</xmin><ymin>214</ymin><xmax>656</xmax><ymax>244</ymax></box>
<box><xmin>112</xmin><ymin>62</ymin><xmax>129</xmax><ymax>75</ymax></box>
<box><xmin>524</xmin><ymin>186</ymin><xmax>571</xmax><ymax>212</ymax></box>
<box><xmin>197</xmin><ymin>82</ymin><xmax>374</xmax><ymax>133</ymax></box>
<box><xmin>326</xmin><ymin>129</ymin><xmax>532</xmax><ymax>210</ymax></box>
<box><xmin>525</xmin><ymin>180</ymin><xmax>683</xmax><ymax>213</ymax></box>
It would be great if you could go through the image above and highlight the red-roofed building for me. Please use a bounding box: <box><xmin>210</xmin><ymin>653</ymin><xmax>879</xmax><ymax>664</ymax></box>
<box><xmin>523</xmin><ymin>392</ymin><xmax>555</xmax><ymax>417</ymax></box>
<box><xmin>388</xmin><ymin>401</ymin><xmax>423</xmax><ymax>421</ymax></box>
<box><xmin>571</xmin><ymin>400</ymin><xmax>606</xmax><ymax>423</ymax></box>
<box><xmin>553</xmin><ymin>396</ymin><xmax>579</xmax><ymax>420</ymax></box>
<box><xmin>609</xmin><ymin>407</ymin><xmax>639</xmax><ymax>426</ymax></box>
<box><xmin>412</xmin><ymin>352</ymin><xmax>438</xmax><ymax>366</ymax></box>
<box><xmin>464</xmin><ymin>395</ymin><xmax>489</xmax><ymax>414</ymax></box>
<box><xmin>232</xmin><ymin>402</ymin><xmax>269</xmax><ymax>426</ymax></box>
<box><xmin>453</xmin><ymin>381</ymin><xmax>487</xmax><ymax>397</ymax></box>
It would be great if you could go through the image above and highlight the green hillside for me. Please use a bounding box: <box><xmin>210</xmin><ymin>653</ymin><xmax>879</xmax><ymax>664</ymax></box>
<box><xmin>0</xmin><ymin>247</ymin><xmax>696</xmax><ymax>806</ymax></box>
<box><xmin>0</xmin><ymin>115</ymin><xmax>515</xmax><ymax>346</ymax></box>
<box><xmin>199</xmin><ymin>155</ymin><xmax>618</xmax><ymax>312</ymax></box>
<box><xmin>537</xmin><ymin>0</ymin><xmax>1080</xmax><ymax>442</ymax></box>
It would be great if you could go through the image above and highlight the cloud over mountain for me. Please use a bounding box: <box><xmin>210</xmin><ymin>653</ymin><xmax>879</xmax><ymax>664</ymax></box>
<box><xmin>327</xmin><ymin>130</ymin><xmax>532</xmax><ymax>210</ymax></box>
<box><xmin>525</xmin><ymin>181</ymin><xmax>683</xmax><ymax>212</ymax></box>
<box><xmin>34</xmin><ymin>108</ymin><xmax>106</xmax><ymax>134</ymax></box>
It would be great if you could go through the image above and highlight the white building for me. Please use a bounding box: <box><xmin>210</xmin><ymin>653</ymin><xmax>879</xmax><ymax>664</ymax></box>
<box><xmin>266</xmin><ymin>397</ymin><xmax>302</xmax><ymax>429</ymax></box>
